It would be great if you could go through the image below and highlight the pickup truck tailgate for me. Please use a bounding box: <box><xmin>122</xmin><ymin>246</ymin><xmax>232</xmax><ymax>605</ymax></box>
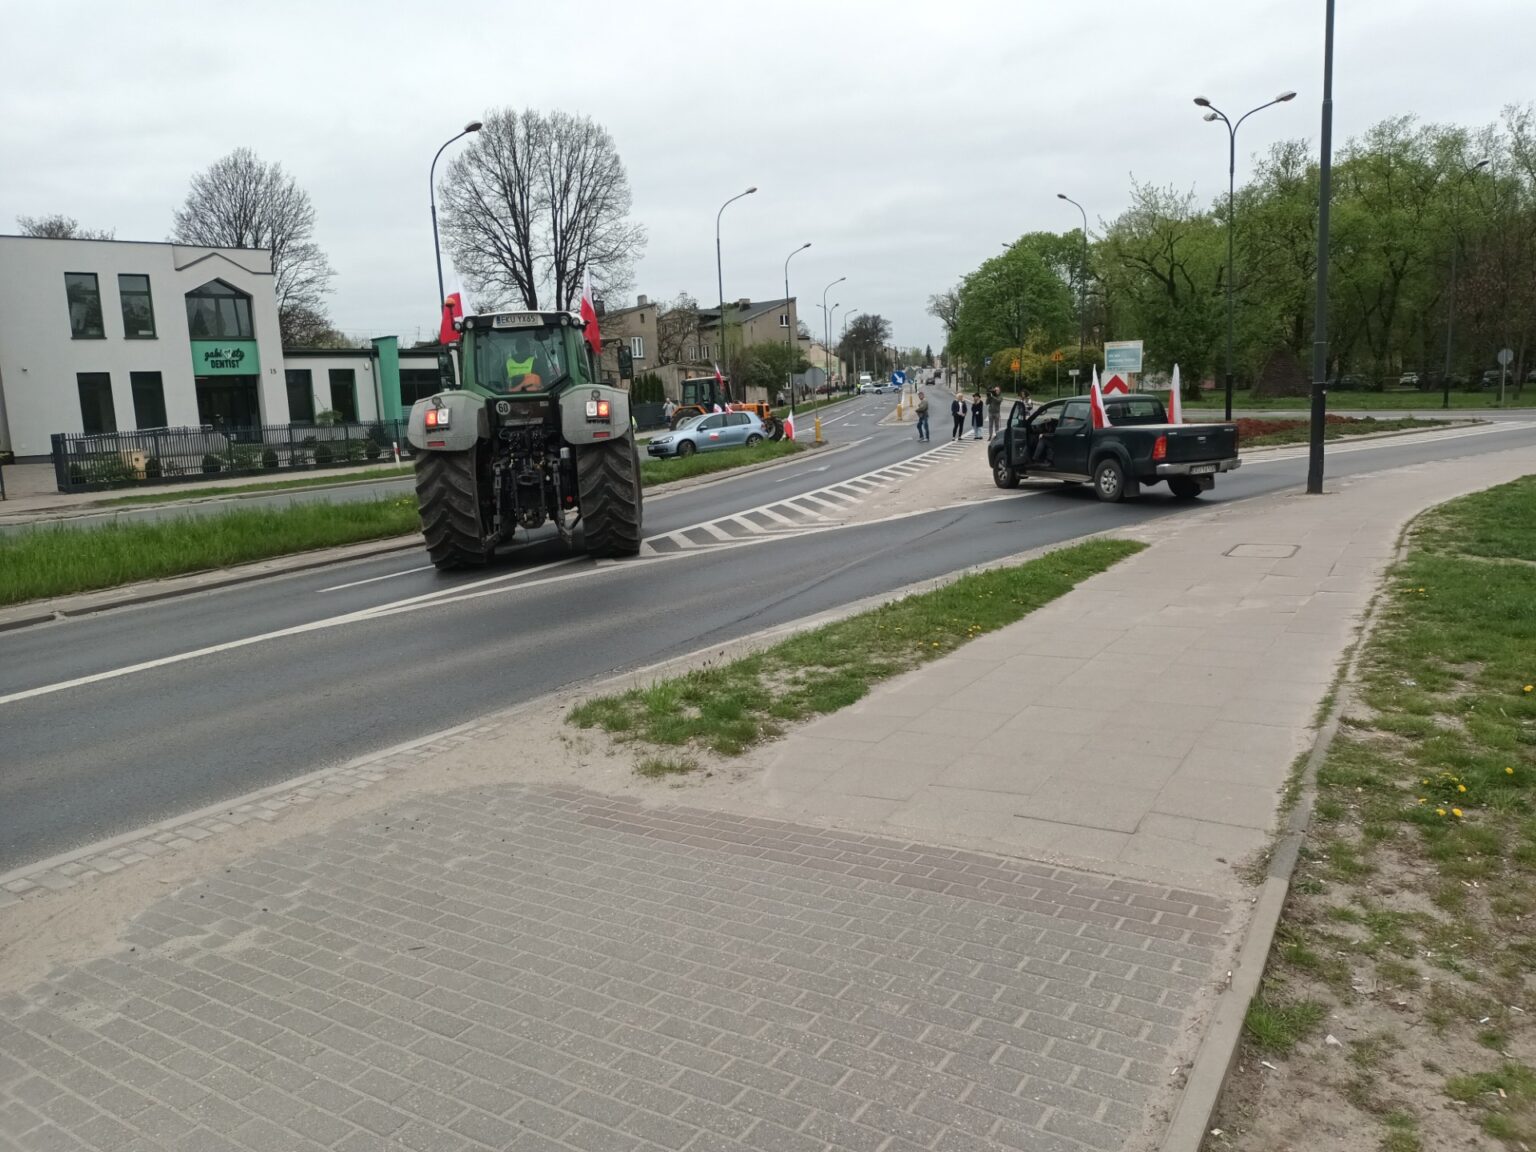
<box><xmin>1164</xmin><ymin>423</ymin><xmax>1238</xmax><ymax>462</ymax></box>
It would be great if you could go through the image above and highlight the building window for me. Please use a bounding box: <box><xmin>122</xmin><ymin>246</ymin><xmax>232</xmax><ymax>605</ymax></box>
<box><xmin>286</xmin><ymin>369</ymin><xmax>315</xmax><ymax>423</ymax></box>
<box><xmin>77</xmin><ymin>373</ymin><xmax>116</xmax><ymax>434</ymax></box>
<box><xmin>328</xmin><ymin>369</ymin><xmax>358</xmax><ymax>422</ymax></box>
<box><xmin>130</xmin><ymin>372</ymin><xmax>167</xmax><ymax>429</ymax></box>
<box><xmin>399</xmin><ymin>367</ymin><xmax>440</xmax><ymax>407</ymax></box>
<box><xmin>65</xmin><ymin>273</ymin><xmax>104</xmax><ymax>338</ymax></box>
<box><xmin>629</xmin><ymin>336</ymin><xmax>645</xmax><ymax>361</ymax></box>
<box><xmin>185</xmin><ymin>279</ymin><xmax>254</xmax><ymax>339</ymax></box>
<box><xmin>778</xmin><ymin>313</ymin><xmax>789</xmax><ymax>328</ymax></box>
<box><xmin>118</xmin><ymin>274</ymin><xmax>156</xmax><ymax>338</ymax></box>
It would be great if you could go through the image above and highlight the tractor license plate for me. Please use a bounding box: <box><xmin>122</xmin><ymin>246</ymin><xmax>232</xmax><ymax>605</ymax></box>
<box><xmin>1190</xmin><ymin>463</ymin><xmax>1218</xmax><ymax>475</ymax></box>
<box><xmin>492</xmin><ymin>312</ymin><xmax>541</xmax><ymax>328</ymax></box>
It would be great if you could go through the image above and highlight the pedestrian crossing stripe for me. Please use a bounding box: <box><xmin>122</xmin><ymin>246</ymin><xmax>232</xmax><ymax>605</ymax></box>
<box><xmin>640</xmin><ymin>442</ymin><xmax>966</xmax><ymax>556</ymax></box>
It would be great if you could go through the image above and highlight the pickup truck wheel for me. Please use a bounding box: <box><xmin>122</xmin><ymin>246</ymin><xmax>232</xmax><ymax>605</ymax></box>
<box><xmin>992</xmin><ymin>456</ymin><xmax>1019</xmax><ymax>489</ymax></box>
<box><xmin>1168</xmin><ymin>476</ymin><xmax>1204</xmax><ymax>499</ymax></box>
<box><xmin>1093</xmin><ymin>458</ymin><xmax>1127</xmax><ymax>503</ymax></box>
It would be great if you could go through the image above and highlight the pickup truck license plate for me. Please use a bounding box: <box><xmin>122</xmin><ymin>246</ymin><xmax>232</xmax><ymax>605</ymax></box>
<box><xmin>1190</xmin><ymin>463</ymin><xmax>1218</xmax><ymax>475</ymax></box>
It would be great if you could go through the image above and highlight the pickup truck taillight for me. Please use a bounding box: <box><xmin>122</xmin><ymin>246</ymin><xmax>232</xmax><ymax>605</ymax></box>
<box><xmin>1152</xmin><ymin>434</ymin><xmax>1167</xmax><ymax>462</ymax></box>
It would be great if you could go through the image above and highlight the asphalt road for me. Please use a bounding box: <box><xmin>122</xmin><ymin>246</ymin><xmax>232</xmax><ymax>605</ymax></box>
<box><xmin>1</xmin><ymin>403</ymin><xmax>1532</xmax><ymax>870</ymax></box>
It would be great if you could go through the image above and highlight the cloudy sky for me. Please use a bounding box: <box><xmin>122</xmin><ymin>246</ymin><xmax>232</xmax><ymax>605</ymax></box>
<box><xmin>2</xmin><ymin>0</ymin><xmax>1530</xmax><ymax>351</ymax></box>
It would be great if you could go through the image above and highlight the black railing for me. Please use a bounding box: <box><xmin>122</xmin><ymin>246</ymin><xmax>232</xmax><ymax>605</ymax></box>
<box><xmin>50</xmin><ymin>421</ymin><xmax>414</xmax><ymax>493</ymax></box>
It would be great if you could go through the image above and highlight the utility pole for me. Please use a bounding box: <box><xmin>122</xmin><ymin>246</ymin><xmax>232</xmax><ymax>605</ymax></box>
<box><xmin>1306</xmin><ymin>0</ymin><xmax>1335</xmax><ymax>495</ymax></box>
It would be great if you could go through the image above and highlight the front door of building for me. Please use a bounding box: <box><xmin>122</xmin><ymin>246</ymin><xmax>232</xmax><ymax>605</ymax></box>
<box><xmin>195</xmin><ymin>375</ymin><xmax>261</xmax><ymax>437</ymax></box>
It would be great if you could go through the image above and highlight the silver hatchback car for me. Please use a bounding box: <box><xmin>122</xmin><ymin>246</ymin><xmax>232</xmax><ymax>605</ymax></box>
<box><xmin>646</xmin><ymin>410</ymin><xmax>768</xmax><ymax>458</ymax></box>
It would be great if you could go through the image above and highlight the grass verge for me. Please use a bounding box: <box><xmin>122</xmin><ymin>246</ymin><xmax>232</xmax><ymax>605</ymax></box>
<box><xmin>569</xmin><ymin>538</ymin><xmax>1144</xmax><ymax>764</ymax></box>
<box><xmin>1208</xmin><ymin>473</ymin><xmax>1536</xmax><ymax>1151</ymax></box>
<box><xmin>1240</xmin><ymin>416</ymin><xmax>1449</xmax><ymax>447</ymax></box>
<box><xmin>98</xmin><ymin>465</ymin><xmax>415</xmax><ymax>506</ymax></box>
<box><xmin>639</xmin><ymin>439</ymin><xmax>802</xmax><ymax>486</ymax></box>
<box><xmin>0</xmin><ymin>497</ymin><xmax>418</xmax><ymax>606</ymax></box>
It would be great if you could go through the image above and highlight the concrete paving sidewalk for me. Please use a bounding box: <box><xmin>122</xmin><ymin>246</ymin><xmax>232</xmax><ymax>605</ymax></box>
<box><xmin>3</xmin><ymin>443</ymin><xmax>1535</xmax><ymax>1152</ymax></box>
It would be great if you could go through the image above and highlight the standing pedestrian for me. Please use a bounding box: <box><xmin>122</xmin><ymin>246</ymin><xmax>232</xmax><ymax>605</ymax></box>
<box><xmin>986</xmin><ymin>387</ymin><xmax>1002</xmax><ymax>439</ymax></box>
<box><xmin>663</xmin><ymin>397</ymin><xmax>676</xmax><ymax>425</ymax></box>
<box><xmin>915</xmin><ymin>391</ymin><xmax>930</xmax><ymax>441</ymax></box>
<box><xmin>950</xmin><ymin>394</ymin><xmax>966</xmax><ymax>441</ymax></box>
<box><xmin>971</xmin><ymin>393</ymin><xmax>985</xmax><ymax>439</ymax></box>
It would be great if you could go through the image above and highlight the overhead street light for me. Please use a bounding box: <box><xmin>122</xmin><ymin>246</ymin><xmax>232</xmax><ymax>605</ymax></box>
<box><xmin>715</xmin><ymin>187</ymin><xmax>757</xmax><ymax>385</ymax></box>
<box><xmin>783</xmin><ymin>243</ymin><xmax>811</xmax><ymax>399</ymax></box>
<box><xmin>1195</xmin><ymin>90</ymin><xmax>1296</xmax><ymax>420</ymax></box>
<box><xmin>821</xmin><ymin>275</ymin><xmax>846</xmax><ymax>388</ymax></box>
<box><xmin>430</xmin><ymin>120</ymin><xmax>483</xmax><ymax>323</ymax></box>
<box><xmin>1057</xmin><ymin>193</ymin><xmax>1090</xmax><ymax>384</ymax></box>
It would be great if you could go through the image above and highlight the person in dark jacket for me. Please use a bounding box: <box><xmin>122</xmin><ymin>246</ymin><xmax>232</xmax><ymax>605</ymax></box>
<box><xmin>950</xmin><ymin>395</ymin><xmax>966</xmax><ymax>440</ymax></box>
<box><xmin>971</xmin><ymin>393</ymin><xmax>985</xmax><ymax>439</ymax></box>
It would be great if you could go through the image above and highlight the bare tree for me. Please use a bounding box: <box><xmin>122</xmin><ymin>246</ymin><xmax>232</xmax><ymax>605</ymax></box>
<box><xmin>17</xmin><ymin>214</ymin><xmax>114</xmax><ymax>240</ymax></box>
<box><xmin>655</xmin><ymin>293</ymin><xmax>701</xmax><ymax>364</ymax></box>
<box><xmin>926</xmin><ymin>288</ymin><xmax>960</xmax><ymax>336</ymax></box>
<box><xmin>170</xmin><ymin>148</ymin><xmax>335</xmax><ymax>343</ymax></box>
<box><xmin>440</xmin><ymin>107</ymin><xmax>646</xmax><ymax>312</ymax></box>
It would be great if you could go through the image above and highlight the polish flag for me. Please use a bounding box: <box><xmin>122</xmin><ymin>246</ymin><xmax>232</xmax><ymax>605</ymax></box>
<box><xmin>1089</xmin><ymin>366</ymin><xmax>1111</xmax><ymax>430</ymax></box>
<box><xmin>784</xmin><ymin>407</ymin><xmax>796</xmax><ymax>441</ymax></box>
<box><xmin>579</xmin><ymin>267</ymin><xmax>601</xmax><ymax>358</ymax></box>
<box><xmin>1168</xmin><ymin>364</ymin><xmax>1184</xmax><ymax>424</ymax></box>
<box><xmin>712</xmin><ymin>403</ymin><xmax>724</xmax><ymax>414</ymax></box>
<box><xmin>438</xmin><ymin>292</ymin><xmax>464</xmax><ymax>345</ymax></box>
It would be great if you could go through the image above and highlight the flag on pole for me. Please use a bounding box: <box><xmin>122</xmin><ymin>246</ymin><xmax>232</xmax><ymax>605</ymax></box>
<box><xmin>1089</xmin><ymin>366</ymin><xmax>1111</xmax><ymax>430</ymax></box>
<box><xmin>784</xmin><ymin>407</ymin><xmax>796</xmax><ymax>442</ymax></box>
<box><xmin>713</xmin><ymin>361</ymin><xmax>729</xmax><ymax>405</ymax></box>
<box><xmin>438</xmin><ymin>292</ymin><xmax>464</xmax><ymax>345</ymax></box>
<box><xmin>579</xmin><ymin>268</ymin><xmax>601</xmax><ymax>358</ymax></box>
<box><xmin>1168</xmin><ymin>365</ymin><xmax>1184</xmax><ymax>424</ymax></box>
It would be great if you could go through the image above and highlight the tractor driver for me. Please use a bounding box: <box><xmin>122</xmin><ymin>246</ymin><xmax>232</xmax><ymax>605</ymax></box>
<box><xmin>504</xmin><ymin>334</ymin><xmax>545</xmax><ymax>393</ymax></box>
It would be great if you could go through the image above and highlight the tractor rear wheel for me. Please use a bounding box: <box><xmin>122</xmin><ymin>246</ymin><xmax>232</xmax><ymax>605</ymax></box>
<box><xmin>579</xmin><ymin>438</ymin><xmax>644</xmax><ymax>558</ymax></box>
<box><xmin>415</xmin><ymin>448</ymin><xmax>491</xmax><ymax>570</ymax></box>
<box><xmin>763</xmin><ymin>417</ymin><xmax>784</xmax><ymax>441</ymax></box>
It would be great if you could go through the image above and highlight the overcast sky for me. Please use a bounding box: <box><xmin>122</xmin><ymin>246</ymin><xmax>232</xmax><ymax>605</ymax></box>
<box><xmin>3</xmin><ymin>0</ymin><xmax>1531</xmax><ymax>351</ymax></box>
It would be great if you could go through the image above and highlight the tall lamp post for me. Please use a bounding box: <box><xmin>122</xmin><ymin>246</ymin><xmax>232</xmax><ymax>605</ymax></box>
<box><xmin>1194</xmin><ymin>90</ymin><xmax>1296</xmax><ymax>421</ymax></box>
<box><xmin>1306</xmin><ymin>3</ymin><xmax>1335</xmax><ymax>494</ymax></box>
<box><xmin>715</xmin><ymin>187</ymin><xmax>757</xmax><ymax>385</ymax></box>
<box><xmin>821</xmin><ymin>275</ymin><xmax>846</xmax><ymax>389</ymax></box>
<box><xmin>1056</xmin><ymin>194</ymin><xmax>1090</xmax><ymax>385</ymax></box>
<box><xmin>1441</xmin><ymin>158</ymin><xmax>1490</xmax><ymax>409</ymax></box>
<box><xmin>783</xmin><ymin>242</ymin><xmax>811</xmax><ymax>399</ymax></box>
<box><xmin>430</xmin><ymin>120</ymin><xmax>483</xmax><ymax>316</ymax></box>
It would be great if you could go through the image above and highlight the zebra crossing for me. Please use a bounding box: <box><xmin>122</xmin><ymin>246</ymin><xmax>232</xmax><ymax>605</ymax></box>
<box><xmin>640</xmin><ymin>441</ymin><xmax>967</xmax><ymax>556</ymax></box>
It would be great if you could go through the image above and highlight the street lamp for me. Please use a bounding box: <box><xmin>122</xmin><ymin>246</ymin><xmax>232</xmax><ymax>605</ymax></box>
<box><xmin>715</xmin><ymin>187</ymin><xmax>757</xmax><ymax>380</ymax></box>
<box><xmin>1195</xmin><ymin>89</ymin><xmax>1296</xmax><ymax>420</ymax></box>
<box><xmin>430</xmin><ymin>120</ymin><xmax>483</xmax><ymax>319</ymax></box>
<box><xmin>1306</xmin><ymin>7</ymin><xmax>1334</xmax><ymax>494</ymax></box>
<box><xmin>783</xmin><ymin>242</ymin><xmax>811</xmax><ymax>399</ymax></box>
<box><xmin>1056</xmin><ymin>194</ymin><xmax>1090</xmax><ymax>385</ymax></box>
<box><xmin>1441</xmin><ymin>158</ymin><xmax>1491</xmax><ymax>409</ymax></box>
<box><xmin>821</xmin><ymin>275</ymin><xmax>846</xmax><ymax>388</ymax></box>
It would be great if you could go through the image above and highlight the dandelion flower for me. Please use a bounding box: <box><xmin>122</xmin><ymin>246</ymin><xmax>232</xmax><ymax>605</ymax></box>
<box><xmin>1436</xmin><ymin>808</ymin><xmax>1447</xmax><ymax>817</ymax></box>
<box><xmin>1418</xmin><ymin>587</ymin><xmax>1426</xmax><ymax>593</ymax></box>
<box><xmin>1417</xmin><ymin>797</ymin><xmax>1427</xmax><ymax>804</ymax></box>
<box><xmin>1507</xmin><ymin>767</ymin><xmax>1516</xmax><ymax>776</ymax></box>
<box><xmin>1453</xmin><ymin>808</ymin><xmax>1464</xmax><ymax>818</ymax></box>
<box><xmin>1458</xmin><ymin>784</ymin><xmax>1467</xmax><ymax>793</ymax></box>
<box><xmin>1525</xmin><ymin>685</ymin><xmax>1533</xmax><ymax>693</ymax></box>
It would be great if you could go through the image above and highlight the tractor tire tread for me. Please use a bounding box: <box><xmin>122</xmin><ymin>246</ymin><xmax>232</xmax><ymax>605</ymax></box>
<box><xmin>579</xmin><ymin>438</ymin><xmax>644</xmax><ymax>558</ymax></box>
<box><xmin>415</xmin><ymin>449</ymin><xmax>489</xmax><ymax>569</ymax></box>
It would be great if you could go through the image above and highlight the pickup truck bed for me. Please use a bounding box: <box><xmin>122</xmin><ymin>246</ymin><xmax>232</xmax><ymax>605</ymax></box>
<box><xmin>988</xmin><ymin>393</ymin><xmax>1240</xmax><ymax>502</ymax></box>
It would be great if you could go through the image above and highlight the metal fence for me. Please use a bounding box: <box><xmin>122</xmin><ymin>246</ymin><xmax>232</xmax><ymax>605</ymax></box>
<box><xmin>50</xmin><ymin>420</ymin><xmax>414</xmax><ymax>493</ymax></box>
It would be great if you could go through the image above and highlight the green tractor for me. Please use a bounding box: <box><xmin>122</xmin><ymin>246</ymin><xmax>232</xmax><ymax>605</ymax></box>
<box><xmin>405</xmin><ymin>309</ymin><xmax>642</xmax><ymax>569</ymax></box>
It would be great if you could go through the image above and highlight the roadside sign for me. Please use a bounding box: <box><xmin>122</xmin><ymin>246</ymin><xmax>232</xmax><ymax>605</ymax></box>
<box><xmin>1067</xmin><ymin>368</ymin><xmax>1080</xmax><ymax>377</ymax></box>
<box><xmin>1104</xmin><ymin>340</ymin><xmax>1144</xmax><ymax>374</ymax></box>
<box><xmin>983</xmin><ymin>356</ymin><xmax>992</xmax><ymax>367</ymax></box>
<box><xmin>1051</xmin><ymin>350</ymin><xmax>1064</xmax><ymax>362</ymax></box>
<box><xmin>1498</xmin><ymin>348</ymin><xmax>1514</xmax><ymax>366</ymax></box>
<box><xmin>892</xmin><ymin>370</ymin><xmax>907</xmax><ymax>386</ymax></box>
<box><xmin>1010</xmin><ymin>359</ymin><xmax>1020</xmax><ymax>373</ymax></box>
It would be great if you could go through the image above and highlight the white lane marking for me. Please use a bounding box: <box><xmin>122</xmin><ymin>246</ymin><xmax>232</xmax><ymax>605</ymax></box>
<box><xmin>1244</xmin><ymin>419</ymin><xmax>1535</xmax><ymax>465</ymax></box>
<box><xmin>320</xmin><ymin>564</ymin><xmax>433</xmax><ymax>593</ymax></box>
<box><xmin>777</xmin><ymin>465</ymin><xmax>830</xmax><ymax>482</ymax></box>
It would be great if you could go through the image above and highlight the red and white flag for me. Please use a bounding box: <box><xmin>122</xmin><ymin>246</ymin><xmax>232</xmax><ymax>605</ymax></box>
<box><xmin>783</xmin><ymin>407</ymin><xmax>796</xmax><ymax>441</ymax></box>
<box><xmin>579</xmin><ymin>268</ymin><xmax>601</xmax><ymax>358</ymax></box>
<box><xmin>1168</xmin><ymin>364</ymin><xmax>1184</xmax><ymax>424</ymax></box>
<box><xmin>1089</xmin><ymin>366</ymin><xmax>1111</xmax><ymax>430</ymax></box>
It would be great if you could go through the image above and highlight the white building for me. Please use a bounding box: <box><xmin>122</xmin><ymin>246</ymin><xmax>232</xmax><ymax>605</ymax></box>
<box><xmin>0</xmin><ymin>234</ymin><xmax>449</xmax><ymax>462</ymax></box>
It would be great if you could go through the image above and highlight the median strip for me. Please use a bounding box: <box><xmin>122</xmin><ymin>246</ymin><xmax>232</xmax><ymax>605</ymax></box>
<box><xmin>568</xmin><ymin>538</ymin><xmax>1145</xmax><ymax>760</ymax></box>
<box><xmin>639</xmin><ymin>439</ymin><xmax>802</xmax><ymax>485</ymax></box>
<box><xmin>1209</xmin><ymin>474</ymin><xmax>1536</xmax><ymax>1151</ymax></box>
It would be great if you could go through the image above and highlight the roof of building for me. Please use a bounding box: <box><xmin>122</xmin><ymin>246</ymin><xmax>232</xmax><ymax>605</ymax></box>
<box><xmin>697</xmin><ymin>298</ymin><xmax>793</xmax><ymax>327</ymax></box>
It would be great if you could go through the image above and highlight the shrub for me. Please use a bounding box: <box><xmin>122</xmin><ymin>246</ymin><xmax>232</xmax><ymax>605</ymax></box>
<box><xmin>365</xmin><ymin>439</ymin><xmax>382</xmax><ymax>461</ymax></box>
<box><xmin>144</xmin><ymin>456</ymin><xmax>163</xmax><ymax>480</ymax></box>
<box><xmin>262</xmin><ymin>448</ymin><xmax>279</xmax><ymax>470</ymax></box>
<box><xmin>201</xmin><ymin>454</ymin><xmax>224</xmax><ymax>474</ymax></box>
<box><xmin>313</xmin><ymin>442</ymin><xmax>333</xmax><ymax>466</ymax></box>
<box><xmin>633</xmin><ymin>372</ymin><xmax>667</xmax><ymax>404</ymax></box>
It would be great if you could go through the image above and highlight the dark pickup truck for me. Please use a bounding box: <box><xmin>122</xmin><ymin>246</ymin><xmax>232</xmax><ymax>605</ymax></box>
<box><xmin>988</xmin><ymin>393</ymin><xmax>1240</xmax><ymax>502</ymax></box>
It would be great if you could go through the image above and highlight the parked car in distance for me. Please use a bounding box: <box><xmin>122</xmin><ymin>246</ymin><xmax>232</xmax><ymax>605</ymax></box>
<box><xmin>988</xmin><ymin>393</ymin><xmax>1240</xmax><ymax>503</ymax></box>
<box><xmin>1399</xmin><ymin>371</ymin><xmax>1420</xmax><ymax>387</ymax></box>
<box><xmin>646</xmin><ymin>410</ymin><xmax>767</xmax><ymax>459</ymax></box>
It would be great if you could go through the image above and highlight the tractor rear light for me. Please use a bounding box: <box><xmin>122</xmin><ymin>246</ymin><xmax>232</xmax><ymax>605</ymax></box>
<box><xmin>584</xmin><ymin>399</ymin><xmax>612</xmax><ymax>420</ymax></box>
<box><xmin>425</xmin><ymin>407</ymin><xmax>450</xmax><ymax>430</ymax></box>
<box><xmin>1152</xmin><ymin>434</ymin><xmax>1167</xmax><ymax>461</ymax></box>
